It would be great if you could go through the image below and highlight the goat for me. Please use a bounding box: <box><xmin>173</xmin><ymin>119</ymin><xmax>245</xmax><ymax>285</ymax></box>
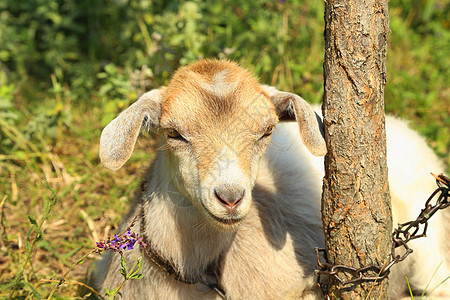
<box><xmin>93</xmin><ymin>59</ymin><xmax>449</xmax><ymax>299</ymax></box>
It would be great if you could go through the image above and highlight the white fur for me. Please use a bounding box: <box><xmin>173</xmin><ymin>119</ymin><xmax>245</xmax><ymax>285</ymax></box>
<box><xmin>200</xmin><ymin>70</ymin><xmax>238</xmax><ymax>98</ymax></box>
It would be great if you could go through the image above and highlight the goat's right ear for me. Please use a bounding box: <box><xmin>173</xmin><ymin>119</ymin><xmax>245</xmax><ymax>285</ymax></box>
<box><xmin>99</xmin><ymin>88</ymin><xmax>165</xmax><ymax>171</ymax></box>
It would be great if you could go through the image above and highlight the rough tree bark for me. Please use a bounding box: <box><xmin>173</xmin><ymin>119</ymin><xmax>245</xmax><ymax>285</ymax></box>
<box><xmin>321</xmin><ymin>0</ymin><xmax>392</xmax><ymax>299</ymax></box>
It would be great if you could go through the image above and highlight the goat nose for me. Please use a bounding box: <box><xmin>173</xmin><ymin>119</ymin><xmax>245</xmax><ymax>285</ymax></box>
<box><xmin>214</xmin><ymin>185</ymin><xmax>245</xmax><ymax>211</ymax></box>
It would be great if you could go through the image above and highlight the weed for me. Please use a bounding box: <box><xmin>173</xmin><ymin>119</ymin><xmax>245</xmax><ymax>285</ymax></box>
<box><xmin>406</xmin><ymin>276</ymin><xmax>415</xmax><ymax>299</ymax></box>
<box><xmin>0</xmin><ymin>175</ymin><xmax>57</xmax><ymax>298</ymax></box>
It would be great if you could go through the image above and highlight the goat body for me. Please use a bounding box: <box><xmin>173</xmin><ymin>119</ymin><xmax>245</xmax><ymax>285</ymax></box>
<box><xmin>94</xmin><ymin>60</ymin><xmax>449</xmax><ymax>299</ymax></box>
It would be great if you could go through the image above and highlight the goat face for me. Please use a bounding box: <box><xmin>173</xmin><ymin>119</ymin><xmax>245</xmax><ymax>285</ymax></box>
<box><xmin>99</xmin><ymin>59</ymin><xmax>326</xmax><ymax>231</ymax></box>
<box><xmin>159</xmin><ymin>63</ymin><xmax>278</xmax><ymax>230</ymax></box>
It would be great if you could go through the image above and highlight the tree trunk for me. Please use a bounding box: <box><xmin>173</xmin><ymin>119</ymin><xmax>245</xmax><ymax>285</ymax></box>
<box><xmin>321</xmin><ymin>0</ymin><xmax>392</xmax><ymax>299</ymax></box>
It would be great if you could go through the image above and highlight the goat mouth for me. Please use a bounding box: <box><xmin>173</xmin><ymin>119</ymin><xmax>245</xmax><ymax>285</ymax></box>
<box><xmin>211</xmin><ymin>214</ymin><xmax>243</xmax><ymax>225</ymax></box>
<box><xmin>201</xmin><ymin>203</ymin><xmax>244</xmax><ymax>226</ymax></box>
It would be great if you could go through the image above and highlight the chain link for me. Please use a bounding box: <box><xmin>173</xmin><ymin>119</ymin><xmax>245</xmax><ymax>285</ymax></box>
<box><xmin>315</xmin><ymin>173</ymin><xmax>449</xmax><ymax>297</ymax></box>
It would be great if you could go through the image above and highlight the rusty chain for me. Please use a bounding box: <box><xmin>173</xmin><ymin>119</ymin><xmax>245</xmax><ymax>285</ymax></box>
<box><xmin>315</xmin><ymin>173</ymin><xmax>450</xmax><ymax>297</ymax></box>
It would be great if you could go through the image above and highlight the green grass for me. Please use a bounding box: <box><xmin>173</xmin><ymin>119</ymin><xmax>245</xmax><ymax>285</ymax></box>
<box><xmin>0</xmin><ymin>0</ymin><xmax>448</xmax><ymax>298</ymax></box>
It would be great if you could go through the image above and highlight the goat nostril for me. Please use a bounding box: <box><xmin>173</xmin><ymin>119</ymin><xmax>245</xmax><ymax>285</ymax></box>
<box><xmin>214</xmin><ymin>190</ymin><xmax>228</xmax><ymax>206</ymax></box>
<box><xmin>214</xmin><ymin>186</ymin><xmax>245</xmax><ymax>210</ymax></box>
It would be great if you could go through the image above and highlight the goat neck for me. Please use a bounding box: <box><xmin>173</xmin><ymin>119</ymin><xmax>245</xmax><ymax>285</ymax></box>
<box><xmin>140</xmin><ymin>151</ymin><xmax>236</xmax><ymax>281</ymax></box>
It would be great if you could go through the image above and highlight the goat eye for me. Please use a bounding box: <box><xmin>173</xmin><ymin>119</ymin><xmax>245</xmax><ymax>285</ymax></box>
<box><xmin>167</xmin><ymin>129</ymin><xmax>187</xmax><ymax>142</ymax></box>
<box><xmin>261</xmin><ymin>125</ymin><xmax>275</xmax><ymax>138</ymax></box>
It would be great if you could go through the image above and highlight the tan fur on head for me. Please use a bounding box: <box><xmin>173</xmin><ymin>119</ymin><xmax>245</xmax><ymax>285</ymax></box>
<box><xmin>157</xmin><ymin>60</ymin><xmax>280</xmax><ymax>230</ymax></box>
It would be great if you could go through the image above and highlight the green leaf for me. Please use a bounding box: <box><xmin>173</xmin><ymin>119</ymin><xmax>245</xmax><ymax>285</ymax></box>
<box><xmin>405</xmin><ymin>276</ymin><xmax>414</xmax><ymax>300</ymax></box>
<box><xmin>120</xmin><ymin>268</ymin><xmax>127</xmax><ymax>279</ymax></box>
<box><xmin>104</xmin><ymin>64</ymin><xmax>118</xmax><ymax>74</ymax></box>
<box><xmin>105</xmin><ymin>286</ymin><xmax>120</xmax><ymax>298</ymax></box>
<box><xmin>23</xmin><ymin>280</ymin><xmax>42</xmax><ymax>299</ymax></box>
<box><xmin>0</xmin><ymin>270</ymin><xmax>23</xmax><ymax>291</ymax></box>
<box><xmin>130</xmin><ymin>273</ymin><xmax>143</xmax><ymax>279</ymax></box>
<box><xmin>120</xmin><ymin>255</ymin><xmax>127</xmax><ymax>269</ymax></box>
<box><xmin>28</xmin><ymin>216</ymin><xmax>38</xmax><ymax>227</ymax></box>
<box><xmin>15</xmin><ymin>151</ymin><xmax>27</xmax><ymax>160</ymax></box>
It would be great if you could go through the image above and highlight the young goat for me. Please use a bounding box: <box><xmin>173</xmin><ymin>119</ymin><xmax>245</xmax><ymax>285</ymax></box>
<box><xmin>94</xmin><ymin>59</ymin><xmax>449</xmax><ymax>299</ymax></box>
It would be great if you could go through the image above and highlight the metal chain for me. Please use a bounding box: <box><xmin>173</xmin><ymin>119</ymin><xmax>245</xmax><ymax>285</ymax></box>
<box><xmin>315</xmin><ymin>173</ymin><xmax>450</xmax><ymax>297</ymax></box>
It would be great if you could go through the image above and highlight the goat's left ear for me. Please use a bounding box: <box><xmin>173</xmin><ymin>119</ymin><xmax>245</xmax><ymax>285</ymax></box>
<box><xmin>261</xmin><ymin>85</ymin><xmax>327</xmax><ymax>156</ymax></box>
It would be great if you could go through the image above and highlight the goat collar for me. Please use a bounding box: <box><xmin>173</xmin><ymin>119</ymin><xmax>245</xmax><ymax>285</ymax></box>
<box><xmin>139</xmin><ymin>200</ymin><xmax>227</xmax><ymax>299</ymax></box>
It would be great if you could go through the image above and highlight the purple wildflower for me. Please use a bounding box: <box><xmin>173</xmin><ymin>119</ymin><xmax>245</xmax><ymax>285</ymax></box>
<box><xmin>96</xmin><ymin>229</ymin><xmax>147</xmax><ymax>254</ymax></box>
